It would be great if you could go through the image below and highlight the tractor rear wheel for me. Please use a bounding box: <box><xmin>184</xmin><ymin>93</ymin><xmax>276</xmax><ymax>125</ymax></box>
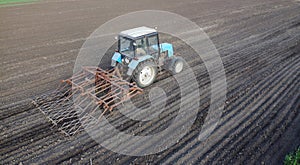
<box><xmin>133</xmin><ymin>60</ymin><xmax>158</xmax><ymax>88</ymax></box>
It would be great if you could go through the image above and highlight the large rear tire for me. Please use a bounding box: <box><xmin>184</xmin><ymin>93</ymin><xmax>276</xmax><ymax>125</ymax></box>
<box><xmin>133</xmin><ymin>60</ymin><xmax>158</xmax><ymax>88</ymax></box>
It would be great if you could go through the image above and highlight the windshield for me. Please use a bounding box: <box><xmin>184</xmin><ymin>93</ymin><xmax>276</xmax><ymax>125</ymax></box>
<box><xmin>119</xmin><ymin>37</ymin><xmax>134</xmax><ymax>57</ymax></box>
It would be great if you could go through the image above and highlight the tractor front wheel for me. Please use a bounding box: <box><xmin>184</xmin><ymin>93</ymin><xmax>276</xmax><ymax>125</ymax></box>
<box><xmin>133</xmin><ymin>60</ymin><xmax>158</xmax><ymax>88</ymax></box>
<box><xmin>169</xmin><ymin>56</ymin><xmax>184</xmax><ymax>75</ymax></box>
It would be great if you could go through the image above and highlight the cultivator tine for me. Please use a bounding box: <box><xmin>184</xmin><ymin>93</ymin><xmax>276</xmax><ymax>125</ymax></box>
<box><xmin>32</xmin><ymin>66</ymin><xmax>143</xmax><ymax>136</ymax></box>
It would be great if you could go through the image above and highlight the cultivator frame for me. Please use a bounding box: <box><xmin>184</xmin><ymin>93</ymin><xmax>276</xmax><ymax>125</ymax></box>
<box><xmin>33</xmin><ymin>66</ymin><xmax>143</xmax><ymax>136</ymax></box>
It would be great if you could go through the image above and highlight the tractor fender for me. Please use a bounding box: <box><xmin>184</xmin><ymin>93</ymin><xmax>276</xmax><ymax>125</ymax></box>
<box><xmin>160</xmin><ymin>43</ymin><xmax>174</xmax><ymax>57</ymax></box>
<box><xmin>111</xmin><ymin>52</ymin><xmax>122</xmax><ymax>67</ymax></box>
<box><xmin>127</xmin><ymin>55</ymin><xmax>154</xmax><ymax>76</ymax></box>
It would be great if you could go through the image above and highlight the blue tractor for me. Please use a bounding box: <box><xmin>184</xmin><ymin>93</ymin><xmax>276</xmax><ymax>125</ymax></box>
<box><xmin>111</xmin><ymin>26</ymin><xmax>184</xmax><ymax>88</ymax></box>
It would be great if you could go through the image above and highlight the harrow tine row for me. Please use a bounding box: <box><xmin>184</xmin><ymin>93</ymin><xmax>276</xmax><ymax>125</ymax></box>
<box><xmin>32</xmin><ymin>67</ymin><xmax>143</xmax><ymax>136</ymax></box>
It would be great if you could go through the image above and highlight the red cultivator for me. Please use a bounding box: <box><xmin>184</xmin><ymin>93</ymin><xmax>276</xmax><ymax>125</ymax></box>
<box><xmin>32</xmin><ymin>67</ymin><xmax>143</xmax><ymax>136</ymax></box>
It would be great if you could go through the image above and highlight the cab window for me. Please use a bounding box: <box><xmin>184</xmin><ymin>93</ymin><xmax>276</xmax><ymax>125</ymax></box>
<box><xmin>135</xmin><ymin>37</ymin><xmax>147</xmax><ymax>57</ymax></box>
<box><xmin>120</xmin><ymin>37</ymin><xmax>134</xmax><ymax>57</ymax></box>
<box><xmin>147</xmin><ymin>35</ymin><xmax>159</xmax><ymax>57</ymax></box>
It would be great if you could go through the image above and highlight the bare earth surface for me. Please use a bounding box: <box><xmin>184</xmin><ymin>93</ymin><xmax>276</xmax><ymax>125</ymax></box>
<box><xmin>1</xmin><ymin>0</ymin><xmax>300</xmax><ymax>164</ymax></box>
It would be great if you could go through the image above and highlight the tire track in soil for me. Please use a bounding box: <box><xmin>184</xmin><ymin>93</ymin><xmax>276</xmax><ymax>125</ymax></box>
<box><xmin>212</xmin><ymin>62</ymin><xmax>300</xmax><ymax>164</ymax></box>
<box><xmin>201</xmin><ymin>52</ymin><xmax>300</xmax><ymax>161</ymax></box>
<box><xmin>243</xmin><ymin>88</ymin><xmax>300</xmax><ymax>164</ymax></box>
<box><xmin>257</xmin><ymin>96</ymin><xmax>300</xmax><ymax>164</ymax></box>
<box><xmin>0</xmin><ymin>99</ymin><xmax>34</xmax><ymax>120</ymax></box>
<box><xmin>157</xmin><ymin>53</ymin><xmax>299</xmax><ymax>165</ymax></box>
<box><xmin>201</xmin><ymin>75</ymin><xmax>299</xmax><ymax>165</ymax></box>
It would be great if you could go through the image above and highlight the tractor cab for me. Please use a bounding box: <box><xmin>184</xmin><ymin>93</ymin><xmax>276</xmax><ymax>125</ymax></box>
<box><xmin>111</xmin><ymin>26</ymin><xmax>183</xmax><ymax>88</ymax></box>
<box><xmin>118</xmin><ymin>26</ymin><xmax>160</xmax><ymax>59</ymax></box>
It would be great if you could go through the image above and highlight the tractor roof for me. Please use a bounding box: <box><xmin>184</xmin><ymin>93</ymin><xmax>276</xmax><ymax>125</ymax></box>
<box><xmin>119</xmin><ymin>26</ymin><xmax>157</xmax><ymax>39</ymax></box>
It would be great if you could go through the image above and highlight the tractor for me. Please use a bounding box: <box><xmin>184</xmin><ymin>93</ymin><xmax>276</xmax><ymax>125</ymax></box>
<box><xmin>111</xmin><ymin>26</ymin><xmax>184</xmax><ymax>88</ymax></box>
